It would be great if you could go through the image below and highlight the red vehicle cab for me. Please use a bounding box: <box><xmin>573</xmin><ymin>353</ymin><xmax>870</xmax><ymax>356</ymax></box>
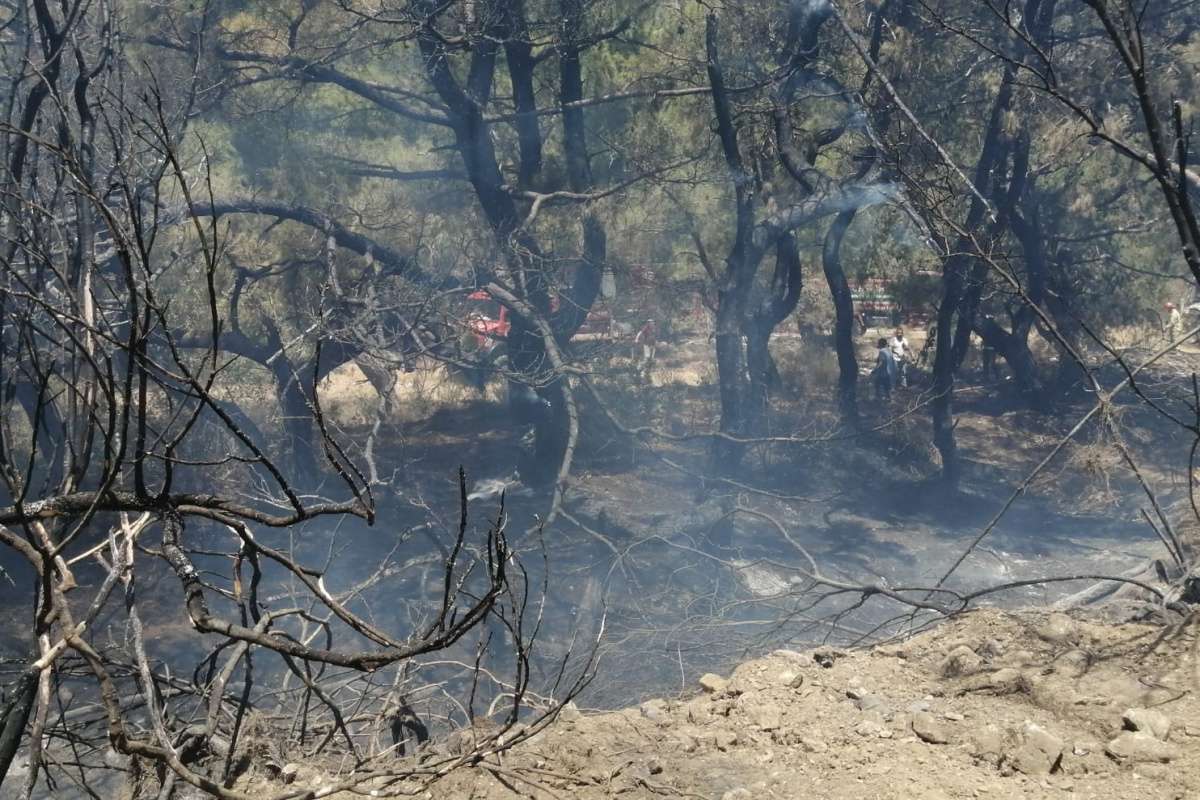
<box><xmin>466</xmin><ymin>290</ymin><xmax>510</xmax><ymax>349</ymax></box>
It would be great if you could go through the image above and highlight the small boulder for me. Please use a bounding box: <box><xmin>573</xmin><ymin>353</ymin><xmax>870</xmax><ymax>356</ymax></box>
<box><xmin>1122</xmin><ymin>707</ymin><xmax>1172</xmax><ymax>740</ymax></box>
<box><xmin>640</xmin><ymin>699</ymin><xmax>671</xmax><ymax>725</ymax></box>
<box><xmin>750</xmin><ymin>705</ymin><xmax>782</xmax><ymax>731</ymax></box>
<box><xmin>715</xmin><ymin>730</ymin><xmax>739</xmax><ymax>751</ymax></box>
<box><xmin>959</xmin><ymin>668</ymin><xmax>1025</xmax><ymax>695</ymax></box>
<box><xmin>854</xmin><ymin>693</ymin><xmax>892</xmax><ymax>718</ymax></box>
<box><xmin>969</xmin><ymin>724</ymin><xmax>1006</xmax><ymax>763</ymax></box>
<box><xmin>1105</xmin><ymin>731</ymin><xmax>1181</xmax><ymax>763</ymax></box>
<box><xmin>855</xmin><ymin>718</ymin><xmax>894</xmax><ymax>739</ymax></box>
<box><xmin>1035</xmin><ymin>613</ymin><xmax>1077</xmax><ymax>644</ymax></box>
<box><xmin>941</xmin><ymin>645</ymin><xmax>983</xmax><ymax>677</ymax></box>
<box><xmin>558</xmin><ymin>701</ymin><xmax>582</xmax><ymax>722</ymax></box>
<box><xmin>1055</xmin><ymin>649</ymin><xmax>1090</xmax><ymax>679</ymax></box>
<box><xmin>812</xmin><ymin>647</ymin><xmax>844</xmax><ymax>668</ymax></box>
<box><xmin>912</xmin><ymin>712</ymin><xmax>950</xmax><ymax>744</ymax></box>
<box><xmin>699</xmin><ymin>674</ymin><xmax>729</xmax><ymax>694</ymax></box>
<box><xmin>1008</xmin><ymin>722</ymin><xmax>1063</xmax><ymax>776</ymax></box>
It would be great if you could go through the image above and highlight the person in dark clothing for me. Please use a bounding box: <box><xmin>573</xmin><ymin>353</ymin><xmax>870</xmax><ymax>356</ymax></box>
<box><xmin>872</xmin><ymin>337</ymin><xmax>896</xmax><ymax>400</ymax></box>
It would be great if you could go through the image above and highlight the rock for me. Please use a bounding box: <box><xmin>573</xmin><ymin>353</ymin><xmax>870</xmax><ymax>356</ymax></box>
<box><xmin>1035</xmin><ymin>613</ymin><xmax>1077</xmax><ymax>644</ymax></box>
<box><xmin>944</xmin><ymin>711</ymin><xmax>965</xmax><ymax>722</ymax></box>
<box><xmin>699</xmin><ymin>673</ymin><xmax>729</xmax><ymax>694</ymax></box>
<box><xmin>912</xmin><ymin>712</ymin><xmax>951</xmax><ymax>744</ymax></box>
<box><xmin>1105</xmin><ymin>731</ymin><xmax>1181</xmax><ymax>763</ymax></box>
<box><xmin>905</xmin><ymin>699</ymin><xmax>931</xmax><ymax>714</ymax></box>
<box><xmin>855</xmin><ymin>718</ymin><xmax>894</xmax><ymax>738</ymax></box>
<box><xmin>845</xmin><ymin>686</ymin><xmax>866</xmax><ymax>701</ymax></box>
<box><xmin>559</xmin><ymin>701</ymin><xmax>582</xmax><ymax>722</ymax></box>
<box><xmin>875</xmin><ymin>644</ymin><xmax>908</xmax><ymax>659</ymax></box>
<box><xmin>959</xmin><ymin>668</ymin><xmax>1025</xmax><ymax>695</ymax></box>
<box><xmin>1008</xmin><ymin>722</ymin><xmax>1063</xmax><ymax>776</ymax></box>
<box><xmin>941</xmin><ymin>645</ymin><xmax>984</xmax><ymax>677</ymax></box>
<box><xmin>679</xmin><ymin>735</ymin><xmax>699</xmax><ymax>753</ymax></box>
<box><xmin>772</xmin><ymin>649</ymin><xmax>805</xmax><ymax>661</ymax></box>
<box><xmin>715</xmin><ymin>730</ymin><xmax>739</xmax><ymax>751</ymax></box>
<box><xmin>721</xmin><ymin>790</ymin><xmax>752</xmax><ymax>800</ymax></box>
<box><xmin>855</xmin><ymin>693</ymin><xmax>892</xmax><ymax>718</ymax></box>
<box><xmin>969</xmin><ymin>724</ymin><xmax>1005</xmax><ymax>762</ymax></box>
<box><xmin>812</xmin><ymin>647</ymin><xmax>844</xmax><ymax>668</ymax></box>
<box><xmin>1185</xmin><ymin>724</ymin><xmax>1200</xmax><ymax>738</ymax></box>
<box><xmin>280</xmin><ymin>764</ymin><xmax>300</xmax><ymax>785</ymax></box>
<box><xmin>750</xmin><ymin>705</ymin><xmax>782</xmax><ymax>731</ymax></box>
<box><xmin>978</xmin><ymin>639</ymin><xmax>1005</xmax><ymax>659</ymax></box>
<box><xmin>1133</xmin><ymin>763</ymin><xmax>1171</xmax><ymax>780</ymax></box>
<box><xmin>1121</xmin><ymin>707</ymin><xmax>1172</xmax><ymax>740</ymax></box>
<box><xmin>1055</xmin><ymin>649</ymin><xmax>1090</xmax><ymax>679</ymax></box>
<box><xmin>1029</xmin><ymin>677</ymin><xmax>1077</xmax><ymax>710</ymax></box>
<box><xmin>799</xmin><ymin>737</ymin><xmax>827</xmax><ymax>753</ymax></box>
<box><xmin>647</xmin><ymin>758</ymin><xmax>663</xmax><ymax>775</ymax></box>
<box><xmin>776</xmin><ymin>670</ymin><xmax>800</xmax><ymax>688</ymax></box>
<box><xmin>640</xmin><ymin>699</ymin><xmax>670</xmax><ymax>725</ymax></box>
<box><xmin>1007</xmin><ymin>650</ymin><xmax>1038</xmax><ymax>667</ymax></box>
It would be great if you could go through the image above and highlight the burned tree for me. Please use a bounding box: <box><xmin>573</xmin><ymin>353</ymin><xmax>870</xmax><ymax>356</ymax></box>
<box><xmin>0</xmin><ymin>2</ymin><xmax>590</xmax><ymax>795</ymax></box>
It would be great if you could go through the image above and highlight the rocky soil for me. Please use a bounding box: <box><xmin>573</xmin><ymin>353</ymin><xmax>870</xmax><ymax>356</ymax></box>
<box><xmin>417</xmin><ymin>608</ymin><xmax>1200</xmax><ymax>800</ymax></box>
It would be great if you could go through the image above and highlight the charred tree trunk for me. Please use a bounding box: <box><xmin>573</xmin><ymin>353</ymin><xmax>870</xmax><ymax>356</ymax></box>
<box><xmin>930</xmin><ymin>65</ymin><xmax>1017</xmax><ymax>488</ymax></box>
<box><xmin>745</xmin><ymin>234</ymin><xmax>803</xmax><ymax>431</ymax></box>
<box><xmin>706</xmin><ymin>13</ymin><xmax>762</xmax><ymax>472</ymax></box>
<box><xmin>823</xmin><ymin>210</ymin><xmax>859</xmax><ymax>426</ymax></box>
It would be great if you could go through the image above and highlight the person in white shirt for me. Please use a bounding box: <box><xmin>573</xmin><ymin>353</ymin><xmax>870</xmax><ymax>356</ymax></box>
<box><xmin>1165</xmin><ymin>302</ymin><xmax>1183</xmax><ymax>342</ymax></box>
<box><xmin>889</xmin><ymin>327</ymin><xmax>911</xmax><ymax>387</ymax></box>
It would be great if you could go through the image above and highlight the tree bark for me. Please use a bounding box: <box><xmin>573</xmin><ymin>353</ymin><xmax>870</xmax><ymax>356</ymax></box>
<box><xmin>822</xmin><ymin>210</ymin><xmax>859</xmax><ymax>426</ymax></box>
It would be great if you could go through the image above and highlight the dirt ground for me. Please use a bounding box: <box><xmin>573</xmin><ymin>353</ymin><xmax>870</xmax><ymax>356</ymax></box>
<box><xmin>255</xmin><ymin>608</ymin><xmax>1200</xmax><ymax>800</ymax></box>
<box><xmin>429</xmin><ymin>608</ymin><xmax>1200</xmax><ymax>800</ymax></box>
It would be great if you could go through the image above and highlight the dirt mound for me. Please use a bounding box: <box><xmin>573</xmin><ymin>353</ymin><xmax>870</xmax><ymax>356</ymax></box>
<box><xmin>425</xmin><ymin>609</ymin><xmax>1199</xmax><ymax>799</ymax></box>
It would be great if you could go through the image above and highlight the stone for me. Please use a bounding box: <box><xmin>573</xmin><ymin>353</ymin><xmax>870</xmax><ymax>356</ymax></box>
<box><xmin>1121</xmin><ymin>707</ymin><xmax>1172</xmax><ymax>740</ymax></box>
<box><xmin>640</xmin><ymin>699</ymin><xmax>670</xmax><ymax>725</ymax></box>
<box><xmin>751</xmin><ymin>705</ymin><xmax>782</xmax><ymax>731</ymax></box>
<box><xmin>1055</xmin><ymin>649</ymin><xmax>1090</xmax><ymax>679</ymax></box>
<box><xmin>799</xmin><ymin>737</ymin><xmax>827</xmax><ymax>753</ymax></box>
<box><xmin>959</xmin><ymin>668</ymin><xmax>1025</xmax><ymax>695</ymax></box>
<box><xmin>1105</xmin><ymin>731</ymin><xmax>1181</xmax><ymax>763</ymax></box>
<box><xmin>941</xmin><ymin>645</ymin><xmax>984</xmax><ymax>677</ymax></box>
<box><xmin>969</xmin><ymin>724</ymin><xmax>1006</xmax><ymax>761</ymax></box>
<box><xmin>855</xmin><ymin>693</ymin><xmax>892</xmax><ymax>718</ymax></box>
<box><xmin>855</xmin><ymin>718</ymin><xmax>894</xmax><ymax>738</ymax></box>
<box><xmin>875</xmin><ymin>644</ymin><xmax>908</xmax><ymax>659</ymax></box>
<box><xmin>1008</xmin><ymin>722</ymin><xmax>1063</xmax><ymax>776</ymax></box>
<box><xmin>812</xmin><ymin>647</ymin><xmax>844</xmax><ymax>668</ymax></box>
<box><xmin>1035</xmin><ymin>614</ymin><xmax>1077</xmax><ymax>644</ymax></box>
<box><xmin>721</xmin><ymin>790</ymin><xmax>752</xmax><ymax>800</ymax></box>
<box><xmin>559</xmin><ymin>701</ymin><xmax>582</xmax><ymax>722</ymax></box>
<box><xmin>715</xmin><ymin>730</ymin><xmax>739</xmax><ymax>751</ymax></box>
<box><xmin>679</xmin><ymin>735</ymin><xmax>699</xmax><ymax>754</ymax></box>
<box><xmin>280</xmin><ymin>764</ymin><xmax>300</xmax><ymax>785</ymax></box>
<box><xmin>944</xmin><ymin>711</ymin><xmax>965</xmax><ymax>722</ymax></box>
<box><xmin>912</xmin><ymin>712</ymin><xmax>950</xmax><ymax>744</ymax></box>
<box><xmin>699</xmin><ymin>673</ymin><xmax>729</xmax><ymax>694</ymax></box>
<box><xmin>772</xmin><ymin>649</ymin><xmax>805</xmax><ymax>661</ymax></box>
<box><xmin>647</xmin><ymin>758</ymin><xmax>663</xmax><ymax>775</ymax></box>
<box><xmin>905</xmin><ymin>699</ymin><xmax>931</xmax><ymax>714</ymax></box>
<box><xmin>1133</xmin><ymin>763</ymin><xmax>1171</xmax><ymax>780</ymax></box>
